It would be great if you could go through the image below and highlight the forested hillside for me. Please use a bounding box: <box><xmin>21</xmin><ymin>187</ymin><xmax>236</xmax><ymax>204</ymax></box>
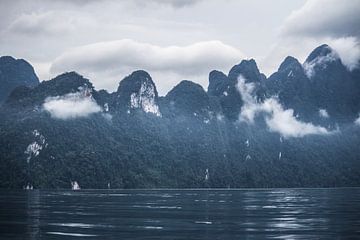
<box><xmin>1</xmin><ymin>44</ymin><xmax>360</xmax><ymax>189</ymax></box>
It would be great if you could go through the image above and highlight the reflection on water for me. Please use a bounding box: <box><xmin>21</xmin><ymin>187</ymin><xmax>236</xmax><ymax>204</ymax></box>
<box><xmin>0</xmin><ymin>188</ymin><xmax>360</xmax><ymax>239</ymax></box>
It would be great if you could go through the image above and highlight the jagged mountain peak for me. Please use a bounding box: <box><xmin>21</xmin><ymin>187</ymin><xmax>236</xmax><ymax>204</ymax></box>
<box><xmin>305</xmin><ymin>44</ymin><xmax>334</xmax><ymax>63</ymax></box>
<box><xmin>49</xmin><ymin>71</ymin><xmax>90</xmax><ymax>85</ymax></box>
<box><xmin>278</xmin><ymin>56</ymin><xmax>302</xmax><ymax>72</ymax></box>
<box><xmin>2</xmin><ymin>47</ymin><xmax>360</xmax><ymax>190</ymax></box>
<box><xmin>167</xmin><ymin>80</ymin><xmax>206</xmax><ymax>98</ymax></box>
<box><xmin>0</xmin><ymin>56</ymin><xmax>38</xmax><ymax>75</ymax></box>
<box><xmin>40</xmin><ymin>71</ymin><xmax>93</xmax><ymax>93</ymax></box>
<box><xmin>0</xmin><ymin>55</ymin><xmax>16</xmax><ymax>63</ymax></box>
<box><xmin>117</xmin><ymin>70</ymin><xmax>156</xmax><ymax>95</ymax></box>
<box><xmin>0</xmin><ymin>56</ymin><xmax>39</xmax><ymax>102</ymax></box>
<box><xmin>165</xmin><ymin>80</ymin><xmax>211</xmax><ymax>117</ymax></box>
<box><xmin>303</xmin><ymin>44</ymin><xmax>343</xmax><ymax>79</ymax></box>
<box><xmin>120</xmin><ymin>70</ymin><xmax>152</xmax><ymax>82</ymax></box>
<box><xmin>54</xmin><ymin>71</ymin><xmax>83</xmax><ymax>79</ymax></box>
<box><xmin>209</xmin><ymin>70</ymin><xmax>227</xmax><ymax>80</ymax></box>
<box><xmin>0</xmin><ymin>56</ymin><xmax>34</xmax><ymax>71</ymax></box>
<box><xmin>208</xmin><ymin>70</ymin><xmax>228</xmax><ymax>96</ymax></box>
<box><xmin>116</xmin><ymin>70</ymin><xmax>160</xmax><ymax>116</ymax></box>
<box><xmin>228</xmin><ymin>59</ymin><xmax>265</xmax><ymax>82</ymax></box>
<box><xmin>265</xmin><ymin>44</ymin><xmax>359</xmax><ymax>123</ymax></box>
<box><xmin>5</xmin><ymin>71</ymin><xmax>93</xmax><ymax>107</ymax></box>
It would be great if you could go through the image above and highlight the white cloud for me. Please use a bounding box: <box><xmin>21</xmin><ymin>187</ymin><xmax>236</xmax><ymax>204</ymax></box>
<box><xmin>51</xmin><ymin>39</ymin><xmax>244</xmax><ymax>75</ymax></box>
<box><xmin>50</xmin><ymin>39</ymin><xmax>244</xmax><ymax>94</ymax></box>
<box><xmin>330</xmin><ymin>37</ymin><xmax>360</xmax><ymax>71</ymax></box>
<box><xmin>261</xmin><ymin>37</ymin><xmax>360</xmax><ymax>77</ymax></box>
<box><xmin>319</xmin><ymin>109</ymin><xmax>329</xmax><ymax>118</ymax></box>
<box><xmin>237</xmin><ymin>75</ymin><xmax>331</xmax><ymax>138</ymax></box>
<box><xmin>303</xmin><ymin>48</ymin><xmax>339</xmax><ymax>78</ymax></box>
<box><xmin>260</xmin><ymin>0</ymin><xmax>360</xmax><ymax>76</ymax></box>
<box><xmin>43</xmin><ymin>91</ymin><xmax>102</xmax><ymax>119</ymax></box>
<box><xmin>263</xmin><ymin>99</ymin><xmax>329</xmax><ymax>138</ymax></box>
<box><xmin>281</xmin><ymin>0</ymin><xmax>360</xmax><ymax>39</ymax></box>
<box><xmin>237</xmin><ymin>76</ymin><xmax>258</xmax><ymax>123</ymax></box>
<box><xmin>355</xmin><ymin>115</ymin><xmax>360</xmax><ymax>126</ymax></box>
<box><xmin>7</xmin><ymin>11</ymin><xmax>78</xmax><ymax>36</ymax></box>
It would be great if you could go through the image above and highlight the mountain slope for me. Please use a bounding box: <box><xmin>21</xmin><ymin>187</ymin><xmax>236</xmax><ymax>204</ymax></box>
<box><xmin>0</xmin><ymin>56</ymin><xmax>39</xmax><ymax>103</ymax></box>
<box><xmin>266</xmin><ymin>45</ymin><xmax>360</xmax><ymax>124</ymax></box>
<box><xmin>0</xmin><ymin>44</ymin><xmax>360</xmax><ymax>189</ymax></box>
<box><xmin>207</xmin><ymin>59</ymin><xmax>267</xmax><ymax>120</ymax></box>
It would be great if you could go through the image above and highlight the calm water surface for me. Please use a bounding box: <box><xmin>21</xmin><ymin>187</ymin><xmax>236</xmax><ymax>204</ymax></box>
<box><xmin>0</xmin><ymin>188</ymin><xmax>360</xmax><ymax>239</ymax></box>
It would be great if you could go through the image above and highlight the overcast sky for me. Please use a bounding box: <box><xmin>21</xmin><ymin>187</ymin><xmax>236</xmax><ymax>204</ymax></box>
<box><xmin>1</xmin><ymin>0</ymin><xmax>359</xmax><ymax>95</ymax></box>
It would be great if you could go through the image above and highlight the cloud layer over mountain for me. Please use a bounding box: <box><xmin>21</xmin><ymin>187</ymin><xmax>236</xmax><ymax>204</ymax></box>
<box><xmin>43</xmin><ymin>92</ymin><xmax>102</xmax><ymax>119</ymax></box>
<box><xmin>261</xmin><ymin>0</ymin><xmax>360</xmax><ymax>75</ymax></box>
<box><xmin>237</xmin><ymin>75</ymin><xmax>330</xmax><ymax>138</ymax></box>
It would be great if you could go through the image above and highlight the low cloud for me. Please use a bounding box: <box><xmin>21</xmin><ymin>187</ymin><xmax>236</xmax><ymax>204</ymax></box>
<box><xmin>319</xmin><ymin>109</ymin><xmax>329</xmax><ymax>118</ymax></box>
<box><xmin>355</xmin><ymin>115</ymin><xmax>360</xmax><ymax>126</ymax></box>
<box><xmin>291</xmin><ymin>38</ymin><xmax>360</xmax><ymax>76</ymax></box>
<box><xmin>237</xmin><ymin>75</ymin><xmax>259</xmax><ymax>124</ymax></box>
<box><xmin>43</xmin><ymin>91</ymin><xmax>102</xmax><ymax>119</ymax></box>
<box><xmin>330</xmin><ymin>37</ymin><xmax>360</xmax><ymax>71</ymax></box>
<box><xmin>237</xmin><ymin>75</ymin><xmax>331</xmax><ymax>138</ymax></box>
<box><xmin>50</xmin><ymin>39</ymin><xmax>244</xmax><ymax>94</ymax></box>
<box><xmin>303</xmin><ymin>48</ymin><xmax>338</xmax><ymax>78</ymax></box>
<box><xmin>263</xmin><ymin>99</ymin><xmax>330</xmax><ymax>138</ymax></box>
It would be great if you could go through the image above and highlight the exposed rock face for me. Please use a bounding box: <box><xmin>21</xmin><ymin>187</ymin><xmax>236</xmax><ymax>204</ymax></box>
<box><xmin>115</xmin><ymin>70</ymin><xmax>161</xmax><ymax>116</ymax></box>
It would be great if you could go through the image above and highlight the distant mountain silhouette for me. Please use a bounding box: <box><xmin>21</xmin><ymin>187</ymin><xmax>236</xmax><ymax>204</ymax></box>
<box><xmin>0</xmin><ymin>44</ymin><xmax>360</xmax><ymax>189</ymax></box>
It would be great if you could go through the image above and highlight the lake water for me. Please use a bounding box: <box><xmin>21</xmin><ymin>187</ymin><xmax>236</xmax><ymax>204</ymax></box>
<box><xmin>0</xmin><ymin>188</ymin><xmax>359</xmax><ymax>239</ymax></box>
